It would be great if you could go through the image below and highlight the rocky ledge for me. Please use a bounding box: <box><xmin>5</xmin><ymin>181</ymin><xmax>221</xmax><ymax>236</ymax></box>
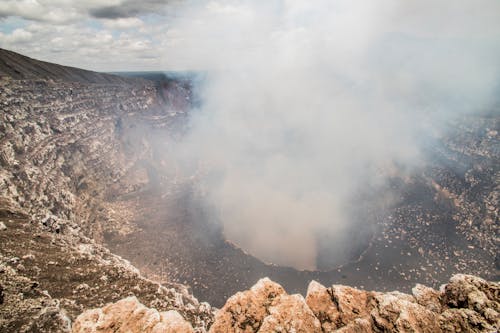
<box><xmin>74</xmin><ymin>274</ymin><xmax>499</xmax><ymax>333</ymax></box>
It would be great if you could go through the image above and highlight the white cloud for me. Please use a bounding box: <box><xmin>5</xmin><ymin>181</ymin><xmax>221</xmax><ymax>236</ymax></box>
<box><xmin>102</xmin><ymin>17</ymin><xmax>144</xmax><ymax>29</ymax></box>
<box><xmin>0</xmin><ymin>1</ymin><xmax>176</xmax><ymax>70</ymax></box>
<box><xmin>2</xmin><ymin>19</ymin><xmax>163</xmax><ymax>71</ymax></box>
<box><xmin>0</xmin><ymin>0</ymin><xmax>175</xmax><ymax>23</ymax></box>
<box><xmin>0</xmin><ymin>28</ymin><xmax>33</xmax><ymax>44</ymax></box>
<box><xmin>0</xmin><ymin>0</ymin><xmax>81</xmax><ymax>23</ymax></box>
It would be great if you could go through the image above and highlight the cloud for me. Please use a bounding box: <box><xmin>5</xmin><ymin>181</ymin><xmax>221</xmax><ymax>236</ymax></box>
<box><xmin>1</xmin><ymin>20</ymin><xmax>162</xmax><ymax>71</ymax></box>
<box><xmin>0</xmin><ymin>0</ymin><xmax>177</xmax><ymax>24</ymax></box>
<box><xmin>0</xmin><ymin>28</ymin><xmax>33</xmax><ymax>44</ymax></box>
<box><xmin>0</xmin><ymin>0</ymin><xmax>178</xmax><ymax>70</ymax></box>
<box><xmin>0</xmin><ymin>0</ymin><xmax>81</xmax><ymax>24</ymax></box>
<box><xmin>88</xmin><ymin>0</ymin><xmax>176</xmax><ymax>19</ymax></box>
<box><xmin>102</xmin><ymin>17</ymin><xmax>144</xmax><ymax>29</ymax></box>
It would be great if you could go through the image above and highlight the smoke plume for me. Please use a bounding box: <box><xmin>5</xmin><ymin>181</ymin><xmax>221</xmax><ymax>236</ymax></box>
<box><xmin>162</xmin><ymin>0</ymin><xmax>500</xmax><ymax>270</ymax></box>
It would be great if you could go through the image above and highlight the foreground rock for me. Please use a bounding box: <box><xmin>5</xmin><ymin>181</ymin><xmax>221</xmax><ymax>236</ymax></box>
<box><xmin>0</xmin><ymin>211</ymin><xmax>214</xmax><ymax>332</ymax></box>
<box><xmin>209</xmin><ymin>277</ymin><xmax>321</xmax><ymax>333</ymax></box>
<box><xmin>69</xmin><ymin>274</ymin><xmax>499</xmax><ymax>332</ymax></box>
<box><xmin>209</xmin><ymin>275</ymin><xmax>499</xmax><ymax>333</ymax></box>
<box><xmin>72</xmin><ymin>296</ymin><xmax>194</xmax><ymax>333</ymax></box>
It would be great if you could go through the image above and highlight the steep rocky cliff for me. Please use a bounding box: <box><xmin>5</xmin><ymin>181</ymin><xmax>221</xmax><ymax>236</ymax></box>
<box><xmin>0</xmin><ymin>48</ymin><xmax>498</xmax><ymax>332</ymax></box>
<box><xmin>0</xmin><ymin>49</ymin><xmax>212</xmax><ymax>332</ymax></box>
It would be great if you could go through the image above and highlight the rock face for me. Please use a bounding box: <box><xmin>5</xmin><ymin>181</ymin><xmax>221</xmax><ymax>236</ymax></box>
<box><xmin>0</xmin><ymin>211</ymin><xmax>213</xmax><ymax>332</ymax></box>
<box><xmin>72</xmin><ymin>296</ymin><xmax>194</xmax><ymax>333</ymax></box>
<box><xmin>209</xmin><ymin>276</ymin><xmax>499</xmax><ymax>333</ymax></box>
<box><xmin>0</xmin><ymin>256</ymin><xmax>72</xmax><ymax>332</ymax></box>
<box><xmin>0</xmin><ymin>75</ymin><xmax>157</xmax><ymax>240</ymax></box>
<box><xmin>0</xmin><ymin>49</ymin><xmax>212</xmax><ymax>332</ymax></box>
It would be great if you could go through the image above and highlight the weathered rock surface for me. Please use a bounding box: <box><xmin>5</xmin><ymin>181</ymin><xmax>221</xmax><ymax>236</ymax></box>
<box><xmin>72</xmin><ymin>296</ymin><xmax>194</xmax><ymax>333</ymax></box>
<box><xmin>0</xmin><ymin>210</ymin><xmax>214</xmax><ymax>332</ymax></box>
<box><xmin>208</xmin><ymin>277</ymin><xmax>321</xmax><ymax>333</ymax></box>
<box><xmin>0</xmin><ymin>48</ymin><xmax>212</xmax><ymax>332</ymax></box>
<box><xmin>209</xmin><ymin>276</ymin><xmax>499</xmax><ymax>333</ymax></box>
<box><xmin>209</xmin><ymin>277</ymin><xmax>287</xmax><ymax>332</ymax></box>
<box><xmin>0</xmin><ymin>256</ymin><xmax>71</xmax><ymax>332</ymax></box>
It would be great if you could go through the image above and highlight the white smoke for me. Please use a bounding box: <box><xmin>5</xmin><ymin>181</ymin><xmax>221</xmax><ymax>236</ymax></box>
<box><xmin>162</xmin><ymin>0</ymin><xmax>500</xmax><ymax>270</ymax></box>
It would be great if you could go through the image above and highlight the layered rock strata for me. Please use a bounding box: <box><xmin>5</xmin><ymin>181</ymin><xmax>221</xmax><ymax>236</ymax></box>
<box><xmin>0</xmin><ymin>49</ymin><xmax>211</xmax><ymax>331</ymax></box>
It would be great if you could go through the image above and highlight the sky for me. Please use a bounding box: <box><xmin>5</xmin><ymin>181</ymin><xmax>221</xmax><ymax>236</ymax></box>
<box><xmin>0</xmin><ymin>0</ymin><xmax>183</xmax><ymax>71</ymax></box>
<box><xmin>1</xmin><ymin>1</ymin><xmax>500</xmax><ymax>72</ymax></box>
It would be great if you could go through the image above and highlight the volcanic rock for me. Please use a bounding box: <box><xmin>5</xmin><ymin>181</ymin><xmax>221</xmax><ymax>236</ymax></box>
<box><xmin>258</xmin><ymin>293</ymin><xmax>322</xmax><ymax>333</ymax></box>
<box><xmin>72</xmin><ymin>296</ymin><xmax>194</xmax><ymax>333</ymax></box>
<box><xmin>305</xmin><ymin>280</ymin><xmax>375</xmax><ymax>332</ymax></box>
<box><xmin>208</xmin><ymin>277</ymin><xmax>321</xmax><ymax>332</ymax></box>
<box><xmin>210</xmin><ymin>275</ymin><xmax>499</xmax><ymax>333</ymax></box>
<box><xmin>208</xmin><ymin>277</ymin><xmax>286</xmax><ymax>332</ymax></box>
<box><xmin>412</xmin><ymin>284</ymin><xmax>442</xmax><ymax>313</ymax></box>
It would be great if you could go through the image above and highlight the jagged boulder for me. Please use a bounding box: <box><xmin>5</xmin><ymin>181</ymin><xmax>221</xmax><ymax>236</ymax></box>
<box><xmin>439</xmin><ymin>274</ymin><xmax>500</xmax><ymax>332</ymax></box>
<box><xmin>305</xmin><ymin>280</ymin><xmax>376</xmax><ymax>332</ymax></box>
<box><xmin>371</xmin><ymin>291</ymin><xmax>441</xmax><ymax>332</ymax></box>
<box><xmin>208</xmin><ymin>277</ymin><xmax>285</xmax><ymax>332</ymax></box>
<box><xmin>72</xmin><ymin>296</ymin><xmax>194</xmax><ymax>333</ymax></box>
<box><xmin>258</xmin><ymin>294</ymin><xmax>321</xmax><ymax>333</ymax></box>
<box><xmin>412</xmin><ymin>283</ymin><xmax>442</xmax><ymax>313</ymax></box>
<box><xmin>210</xmin><ymin>275</ymin><xmax>499</xmax><ymax>333</ymax></box>
<box><xmin>209</xmin><ymin>277</ymin><xmax>321</xmax><ymax>333</ymax></box>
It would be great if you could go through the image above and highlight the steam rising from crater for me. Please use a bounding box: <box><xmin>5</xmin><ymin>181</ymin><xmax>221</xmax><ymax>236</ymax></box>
<box><xmin>163</xmin><ymin>0</ymin><xmax>500</xmax><ymax>270</ymax></box>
